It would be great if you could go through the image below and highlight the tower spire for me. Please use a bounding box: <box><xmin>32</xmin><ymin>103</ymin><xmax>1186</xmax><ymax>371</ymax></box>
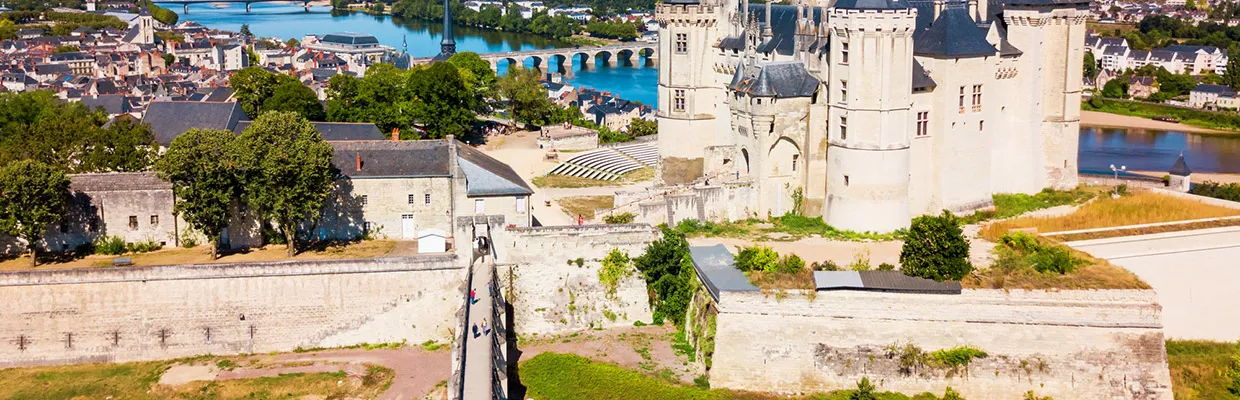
<box><xmin>438</xmin><ymin>0</ymin><xmax>456</xmax><ymax>59</ymax></box>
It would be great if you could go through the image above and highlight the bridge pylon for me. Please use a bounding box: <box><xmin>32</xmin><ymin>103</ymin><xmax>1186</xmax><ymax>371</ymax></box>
<box><xmin>245</xmin><ymin>2</ymin><xmax>251</xmax><ymax>12</ymax></box>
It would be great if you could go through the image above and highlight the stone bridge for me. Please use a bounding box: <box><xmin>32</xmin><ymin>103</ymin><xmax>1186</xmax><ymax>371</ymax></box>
<box><xmin>416</xmin><ymin>43</ymin><xmax>657</xmax><ymax>73</ymax></box>
<box><xmin>154</xmin><ymin>0</ymin><xmax>312</xmax><ymax>13</ymax></box>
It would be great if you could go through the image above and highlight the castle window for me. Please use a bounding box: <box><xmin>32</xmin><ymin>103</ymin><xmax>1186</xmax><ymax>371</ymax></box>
<box><xmin>150</xmin><ymin>215</ymin><xmax>158</xmax><ymax>226</ymax></box>
<box><xmin>360</xmin><ymin>195</ymin><xmax>368</xmax><ymax>205</ymax></box>
<box><xmin>792</xmin><ymin>154</ymin><xmax>799</xmax><ymax>172</ymax></box>
<box><xmin>972</xmin><ymin>84</ymin><xmax>983</xmax><ymax>112</ymax></box>
<box><xmin>840</xmin><ymin>80</ymin><xmax>847</xmax><ymax>102</ymax></box>
<box><xmin>674</xmin><ymin>89</ymin><xmax>686</xmax><ymax>112</ymax></box>
<box><xmin>916</xmin><ymin>111</ymin><xmax>929</xmax><ymax>137</ymax></box>
<box><xmin>844</xmin><ymin>175</ymin><xmax>850</xmax><ymax>186</ymax></box>
<box><xmin>979</xmin><ymin>120</ymin><xmax>984</xmax><ymax>131</ymax></box>
<box><xmin>675</xmin><ymin>33</ymin><xmax>688</xmax><ymax>54</ymax></box>
<box><xmin>425</xmin><ymin>193</ymin><xmax>432</xmax><ymax>205</ymax></box>
<box><xmin>958</xmin><ymin>86</ymin><xmax>966</xmax><ymax>114</ymax></box>
<box><xmin>841</xmin><ymin>42</ymin><xmax>849</xmax><ymax>64</ymax></box>
<box><xmin>840</xmin><ymin>116</ymin><xmax>848</xmax><ymax>140</ymax></box>
<box><xmin>128</xmin><ymin>216</ymin><xmax>138</xmax><ymax>230</ymax></box>
<box><xmin>408</xmin><ymin>194</ymin><xmax>415</xmax><ymax>204</ymax></box>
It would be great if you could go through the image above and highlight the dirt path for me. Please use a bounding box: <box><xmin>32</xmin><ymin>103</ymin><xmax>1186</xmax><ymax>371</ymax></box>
<box><xmin>158</xmin><ymin>347</ymin><xmax>451</xmax><ymax>400</ymax></box>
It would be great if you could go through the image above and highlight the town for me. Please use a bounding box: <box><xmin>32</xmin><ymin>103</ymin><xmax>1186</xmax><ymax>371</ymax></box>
<box><xmin>0</xmin><ymin>0</ymin><xmax>1239</xmax><ymax>399</ymax></box>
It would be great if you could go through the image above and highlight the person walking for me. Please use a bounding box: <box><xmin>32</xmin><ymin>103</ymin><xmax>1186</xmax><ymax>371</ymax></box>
<box><xmin>482</xmin><ymin>318</ymin><xmax>489</xmax><ymax>335</ymax></box>
<box><xmin>471</xmin><ymin>322</ymin><xmax>479</xmax><ymax>338</ymax></box>
<box><xmin>469</xmin><ymin>288</ymin><xmax>476</xmax><ymax>304</ymax></box>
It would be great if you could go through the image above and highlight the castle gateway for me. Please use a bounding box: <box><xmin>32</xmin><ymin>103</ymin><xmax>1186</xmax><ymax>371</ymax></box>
<box><xmin>655</xmin><ymin>0</ymin><xmax>1085</xmax><ymax>232</ymax></box>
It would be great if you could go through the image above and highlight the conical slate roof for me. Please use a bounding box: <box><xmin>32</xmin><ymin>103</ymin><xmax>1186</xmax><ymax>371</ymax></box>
<box><xmin>1169</xmin><ymin>154</ymin><xmax>1192</xmax><ymax>177</ymax></box>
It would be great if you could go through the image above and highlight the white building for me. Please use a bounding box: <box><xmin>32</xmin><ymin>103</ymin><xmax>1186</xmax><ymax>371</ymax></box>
<box><xmin>654</xmin><ymin>0</ymin><xmax>1086</xmax><ymax>233</ymax></box>
<box><xmin>302</xmin><ymin>32</ymin><xmax>394</xmax><ymax>75</ymax></box>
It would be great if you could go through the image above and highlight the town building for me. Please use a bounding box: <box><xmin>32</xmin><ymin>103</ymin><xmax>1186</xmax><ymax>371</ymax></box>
<box><xmin>652</xmin><ymin>0</ymin><xmax>1088</xmax><ymax>232</ymax></box>
<box><xmin>302</xmin><ymin>32</ymin><xmax>394</xmax><ymax>74</ymax></box>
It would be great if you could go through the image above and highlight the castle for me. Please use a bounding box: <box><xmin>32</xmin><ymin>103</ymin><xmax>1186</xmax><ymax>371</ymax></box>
<box><xmin>653</xmin><ymin>0</ymin><xmax>1087</xmax><ymax>232</ymax></box>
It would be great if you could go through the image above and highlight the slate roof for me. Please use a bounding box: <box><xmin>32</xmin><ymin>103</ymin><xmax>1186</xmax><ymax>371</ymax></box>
<box><xmin>1002</xmin><ymin>0</ymin><xmax>1088</xmax><ymax>6</ymax></box>
<box><xmin>914</xmin><ymin>7</ymin><xmax>997</xmax><ymax>57</ymax></box>
<box><xmin>321</xmin><ymin>32</ymin><xmax>380</xmax><ymax>46</ymax></box>
<box><xmin>912</xmin><ymin>59</ymin><xmax>936</xmax><ymax>89</ymax></box>
<box><xmin>1102</xmin><ymin>46</ymin><xmax>1128</xmax><ymax>56</ymax></box>
<box><xmin>688</xmin><ymin>245</ymin><xmax>759</xmax><ymax>302</ymax></box>
<box><xmin>1169</xmin><ymin>154</ymin><xmax>1192</xmax><ymax>176</ymax></box>
<box><xmin>69</xmin><ymin>172</ymin><xmax>171</xmax><ymax>192</ymax></box>
<box><xmin>833</xmin><ymin>0</ymin><xmax>910</xmax><ymax>9</ymax></box>
<box><xmin>233</xmin><ymin>121</ymin><xmax>388</xmax><ymax>141</ymax></box>
<box><xmin>81</xmin><ymin>94</ymin><xmax>131</xmax><ymax>115</ymax></box>
<box><xmin>203</xmin><ymin>87</ymin><xmax>233</xmax><ymax>102</ymax></box>
<box><xmin>142</xmin><ymin>101</ymin><xmax>247</xmax><ymax>146</ymax></box>
<box><xmin>456</xmin><ymin>144</ymin><xmax>534</xmax><ymax>196</ymax></box>
<box><xmin>332</xmin><ymin>140</ymin><xmax>452</xmax><ymax>178</ymax></box>
<box><xmin>728</xmin><ymin>5</ymin><xmax>822</xmax><ymax>56</ymax></box>
<box><xmin>814</xmin><ymin>270</ymin><xmax>962</xmax><ymax>294</ymax></box>
<box><xmin>730</xmin><ymin>61</ymin><xmax>819</xmax><ymax>98</ymax></box>
<box><xmin>1193</xmin><ymin>83</ymin><xmax>1235</xmax><ymax>95</ymax></box>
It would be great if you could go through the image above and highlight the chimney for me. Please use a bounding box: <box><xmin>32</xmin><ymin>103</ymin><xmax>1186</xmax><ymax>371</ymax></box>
<box><xmin>933</xmin><ymin>0</ymin><xmax>945</xmax><ymax>20</ymax></box>
<box><xmin>392</xmin><ymin>128</ymin><xmax>400</xmax><ymax>141</ymax></box>
<box><xmin>355</xmin><ymin>152</ymin><xmax>362</xmax><ymax>171</ymax></box>
<box><xmin>968</xmin><ymin>0</ymin><xmax>978</xmax><ymax>22</ymax></box>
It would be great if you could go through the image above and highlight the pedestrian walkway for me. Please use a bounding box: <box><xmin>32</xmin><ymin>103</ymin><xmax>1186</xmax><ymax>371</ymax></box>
<box><xmin>461</xmin><ymin>260</ymin><xmax>506</xmax><ymax>399</ymax></box>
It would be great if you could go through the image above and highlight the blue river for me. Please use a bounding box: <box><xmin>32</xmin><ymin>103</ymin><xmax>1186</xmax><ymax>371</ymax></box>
<box><xmin>159</xmin><ymin>2</ymin><xmax>659</xmax><ymax>105</ymax></box>
<box><xmin>165</xmin><ymin>3</ymin><xmax>1240</xmax><ymax>173</ymax></box>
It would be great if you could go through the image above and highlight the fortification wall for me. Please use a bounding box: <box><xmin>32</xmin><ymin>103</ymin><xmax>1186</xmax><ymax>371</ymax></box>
<box><xmin>500</xmin><ymin>225</ymin><xmax>658</xmax><ymax>335</ymax></box>
<box><xmin>608</xmin><ymin>183</ymin><xmax>755</xmax><ymax>227</ymax></box>
<box><xmin>710</xmin><ymin>289</ymin><xmax>1172</xmax><ymax>399</ymax></box>
<box><xmin>0</xmin><ymin>256</ymin><xmax>464</xmax><ymax>367</ymax></box>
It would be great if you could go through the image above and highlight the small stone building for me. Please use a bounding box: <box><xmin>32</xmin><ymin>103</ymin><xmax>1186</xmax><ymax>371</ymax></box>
<box><xmin>1169</xmin><ymin>154</ymin><xmax>1192</xmax><ymax>192</ymax></box>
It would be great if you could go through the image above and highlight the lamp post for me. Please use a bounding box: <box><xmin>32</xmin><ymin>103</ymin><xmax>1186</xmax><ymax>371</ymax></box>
<box><xmin>1110</xmin><ymin>164</ymin><xmax>1126</xmax><ymax>196</ymax></box>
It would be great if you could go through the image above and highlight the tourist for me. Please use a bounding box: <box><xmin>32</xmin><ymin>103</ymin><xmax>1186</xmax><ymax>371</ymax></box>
<box><xmin>482</xmin><ymin>318</ymin><xmax>489</xmax><ymax>335</ymax></box>
<box><xmin>472</xmin><ymin>322</ymin><xmax>478</xmax><ymax>338</ymax></box>
<box><xmin>470</xmin><ymin>288</ymin><xmax>476</xmax><ymax>304</ymax></box>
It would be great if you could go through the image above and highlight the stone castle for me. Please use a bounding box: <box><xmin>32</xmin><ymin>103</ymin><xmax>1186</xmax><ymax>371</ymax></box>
<box><xmin>654</xmin><ymin>0</ymin><xmax>1087</xmax><ymax>232</ymax></box>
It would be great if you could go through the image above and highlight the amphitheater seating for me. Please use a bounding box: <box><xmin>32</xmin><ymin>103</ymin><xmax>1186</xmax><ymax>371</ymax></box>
<box><xmin>548</xmin><ymin>142</ymin><xmax>657</xmax><ymax>181</ymax></box>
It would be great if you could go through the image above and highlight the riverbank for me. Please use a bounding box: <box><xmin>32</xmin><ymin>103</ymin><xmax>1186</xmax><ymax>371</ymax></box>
<box><xmin>1082</xmin><ymin>98</ymin><xmax>1240</xmax><ymax>134</ymax></box>
<box><xmin>1081</xmin><ymin>110</ymin><xmax>1230</xmax><ymax>134</ymax></box>
<box><xmin>1129</xmin><ymin>170</ymin><xmax>1240</xmax><ymax>184</ymax></box>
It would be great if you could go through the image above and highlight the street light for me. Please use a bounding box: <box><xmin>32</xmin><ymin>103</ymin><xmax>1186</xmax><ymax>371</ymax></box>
<box><xmin>1110</xmin><ymin>164</ymin><xmax>1126</xmax><ymax>196</ymax></box>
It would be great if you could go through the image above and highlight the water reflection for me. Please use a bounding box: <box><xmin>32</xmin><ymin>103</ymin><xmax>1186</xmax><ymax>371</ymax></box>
<box><xmin>1079</xmin><ymin>126</ymin><xmax>1240</xmax><ymax>174</ymax></box>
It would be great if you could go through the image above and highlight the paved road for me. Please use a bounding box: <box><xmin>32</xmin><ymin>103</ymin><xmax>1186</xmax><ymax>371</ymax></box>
<box><xmin>1067</xmin><ymin>227</ymin><xmax>1240</xmax><ymax>341</ymax></box>
<box><xmin>461</xmin><ymin>261</ymin><xmax>496</xmax><ymax>400</ymax></box>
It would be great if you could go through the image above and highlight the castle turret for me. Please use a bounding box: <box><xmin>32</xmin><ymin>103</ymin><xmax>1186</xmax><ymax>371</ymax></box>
<box><xmin>655</xmin><ymin>0</ymin><xmax>724</xmax><ymax>184</ymax></box>
<box><xmin>823</xmin><ymin>0</ymin><xmax>917</xmax><ymax>233</ymax></box>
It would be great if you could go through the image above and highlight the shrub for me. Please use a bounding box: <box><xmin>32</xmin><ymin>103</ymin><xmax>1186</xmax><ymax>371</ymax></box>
<box><xmin>1228</xmin><ymin>354</ymin><xmax>1240</xmax><ymax>396</ymax></box>
<box><xmin>998</xmin><ymin>232</ymin><xmax>1083</xmax><ymax>275</ymax></box>
<box><xmin>899</xmin><ymin>211</ymin><xmax>972</xmax><ymax>281</ymax></box>
<box><xmin>126</xmin><ymin>239</ymin><xmax>162</xmax><ymax>253</ymax></box>
<box><xmin>999</xmin><ymin>231</ymin><xmax>1039</xmax><ymax>253</ymax></box>
<box><xmin>813</xmin><ymin>260</ymin><xmax>841</xmax><ymax>271</ymax></box>
<box><xmin>1191</xmin><ymin>180</ymin><xmax>1240</xmax><ymax>202</ymax></box>
<box><xmin>598</xmin><ymin>249</ymin><xmax>632</xmax><ymax>297</ymax></box>
<box><xmin>851</xmin><ymin>377</ymin><xmax>877</xmax><ymax>400</ymax></box>
<box><xmin>179</xmin><ymin>229</ymin><xmax>199</xmax><ymax>248</ymax></box>
<box><xmin>849</xmin><ymin>248</ymin><xmax>872</xmax><ymax>271</ymax></box>
<box><xmin>1116</xmin><ymin>183</ymin><xmax>1129</xmax><ymax>196</ymax></box>
<box><xmin>94</xmin><ymin>235</ymin><xmax>127</xmax><ymax>255</ymax></box>
<box><xmin>930</xmin><ymin>346</ymin><xmax>988</xmax><ymax>368</ymax></box>
<box><xmin>1027</xmin><ymin>245</ymin><xmax>1081</xmax><ymax>274</ymax></box>
<box><xmin>943</xmin><ymin>387</ymin><xmax>965</xmax><ymax>400</ymax></box>
<box><xmin>877</xmin><ymin>263</ymin><xmax>896</xmax><ymax>271</ymax></box>
<box><xmin>735</xmin><ymin>245</ymin><xmax>779</xmax><ymax>272</ymax></box>
<box><xmin>1023</xmin><ymin>391</ymin><xmax>1053</xmax><ymax>400</ymax></box>
<box><xmin>574</xmin><ymin>257</ymin><xmax>584</xmax><ymax>267</ymax></box>
<box><xmin>777</xmin><ymin>253</ymin><xmax>805</xmax><ymax>273</ymax></box>
<box><xmin>603</xmin><ymin>212</ymin><xmax>635</xmax><ymax>224</ymax></box>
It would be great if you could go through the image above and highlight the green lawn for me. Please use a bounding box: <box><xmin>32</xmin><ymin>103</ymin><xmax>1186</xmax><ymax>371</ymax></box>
<box><xmin>1166</xmin><ymin>340</ymin><xmax>1240</xmax><ymax>400</ymax></box>
<box><xmin>518</xmin><ymin>352</ymin><xmax>956</xmax><ymax>400</ymax></box>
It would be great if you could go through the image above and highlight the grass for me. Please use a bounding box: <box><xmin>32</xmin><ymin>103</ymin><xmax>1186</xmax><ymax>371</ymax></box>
<box><xmin>963</xmin><ymin>235</ymin><xmax>1150</xmax><ymax>290</ymax></box>
<box><xmin>1049</xmin><ymin>217</ymin><xmax>1240</xmax><ymax>242</ymax></box>
<box><xmin>520</xmin><ymin>352</ymin><xmax>962</xmax><ymax>400</ymax></box>
<box><xmin>980</xmin><ymin>191</ymin><xmax>1240</xmax><ymax>241</ymax></box>
<box><xmin>623</xmin><ymin>167</ymin><xmax>656</xmax><ymax>182</ymax></box>
<box><xmin>747</xmin><ymin>269</ymin><xmax>815</xmax><ymax>291</ymax></box>
<box><xmin>0</xmin><ymin>358</ymin><xmax>395</xmax><ymax>400</ymax></box>
<box><xmin>557</xmin><ymin>195</ymin><xmax>615</xmax><ymax>220</ymax></box>
<box><xmin>673</xmin><ymin>214</ymin><xmax>900</xmax><ymax>242</ymax></box>
<box><xmin>1166</xmin><ymin>340</ymin><xmax>1240</xmax><ymax>400</ymax></box>
<box><xmin>960</xmin><ymin>187</ymin><xmax>1103</xmax><ymax>224</ymax></box>
<box><xmin>531</xmin><ymin>167</ymin><xmax>655</xmax><ymax>189</ymax></box>
<box><xmin>1083</xmin><ymin>98</ymin><xmax>1240</xmax><ymax>133</ymax></box>
<box><xmin>0</xmin><ymin>240</ymin><xmax>397</xmax><ymax>271</ymax></box>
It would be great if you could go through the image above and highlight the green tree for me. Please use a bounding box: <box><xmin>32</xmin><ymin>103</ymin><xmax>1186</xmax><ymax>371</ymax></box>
<box><xmin>233</xmin><ymin>111</ymin><xmax>335</xmax><ymax>256</ymax></box>
<box><xmin>1083</xmin><ymin>51</ymin><xmax>1098</xmax><ymax>79</ymax></box>
<box><xmin>899</xmin><ymin>211</ymin><xmax>973</xmax><ymax>281</ymax></box>
<box><xmin>410</xmin><ymin>62</ymin><xmax>475</xmax><ymax>138</ymax></box>
<box><xmin>230</xmin><ymin>66</ymin><xmax>294</xmax><ymax>119</ymax></box>
<box><xmin>357</xmin><ymin>64</ymin><xmax>416</xmax><ymax>135</ymax></box>
<box><xmin>850</xmin><ymin>377</ymin><xmax>877</xmax><ymax>400</ymax></box>
<box><xmin>1101</xmin><ymin>78</ymin><xmax>1129</xmax><ymax>99</ymax></box>
<box><xmin>448</xmin><ymin>51</ymin><xmax>498</xmax><ymax>113</ymax></box>
<box><xmin>161</xmin><ymin>53</ymin><xmax>176</xmax><ymax>66</ymax></box>
<box><xmin>0</xmin><ymin>91</ymin><xmax>108</xmax><ymax>171</ymax></box>
<box><xmin>286</xmin><ymin>38</ymin><xmax>300</xmax><ymax>47</ymax></box>
<box><xmin>239</xmin><ymin>23</ymin><xmax>252</xmax><ymax>37</ymax></box>
<box><xmin>264</xmin><ymin>80</ymin><xmax>327</xmax><ymax>121</ymax></box>
<box><xmin>1225</xmin><ymin>45</ymin><xmax>1240</xmax><ymax>90</ymax></box>
<box><xmin>155</xmin><ymin>129</ymin><xmax>239</xmax><ymax>260</ymax></box>
<box><xmin>331</xmin><ymin>0</ymin><xmax>350</xmax><ymax>9</ymax></box>
<box><xmin>54</xmin><ymin>45</ymin><xmax>79</xmax><ymax>53</ymax></box>
<box><xmin>629</xmin><ymin>117</ymin><xmax>656</xmax><ymax>137</ymax></box>
<box><xmin>633</xmin><ymin>226</ymin><xmax>694</xmax><ymax>326</ymax></box>
<box><xmin>325</xmin><ymin>73</ymin><xmax>363</xmax><ymax>122</ymax></box>
<box><xmin>0</xmin><ymin>160</ymin><xmax>70</xmax><ymax>266</ymax></box>
<box><xmin>497</xmin><ymin>67</ymin><xmax>553</xmax><ymax>125</ymax></box>
<box><xmin>735</xmin><ymin>245</ymin><xmax>779</xmax><ymax>272</ymax></box>
<box><xmin>78</xmin><ymin>118</ymin><xmax>158</xmax><ymax>172</ymax></box>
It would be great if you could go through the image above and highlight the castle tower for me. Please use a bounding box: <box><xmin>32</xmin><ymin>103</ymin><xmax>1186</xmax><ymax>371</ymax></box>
<box><xmin>823</xmin><ymin>0</ymin><xmax>917</xmax><ymax>233</ymax></box>
<box><xmin>1001</xmin><ymin>0</ymin><xmax>1088</xmax><ymax>190</ymax></box>
<box><xmin>655</xmin><ymin>0</ymin><xmax>722</xmax><ymax>184</ymax></box>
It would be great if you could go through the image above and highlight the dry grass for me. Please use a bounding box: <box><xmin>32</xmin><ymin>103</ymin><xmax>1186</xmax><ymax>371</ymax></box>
<box><xmin>964</xmin><ymin>236</ymin><xmax>1150</xmax><ymax>290</ymax></box>
<box><xmin>532</xmin><ymin>174</ymin><xmax>623</xmax><ymax>188</ymax></box>
<box><xmin>661</xmin><ymin>157</ymin><xmax>703</xmax><ymax>185</ymax></box>
<box><xmin>980</xmin><ymin>191</ymin><xmax>1240</xmax><ymax>241</ymax></box>
<box><xmin>623</xmin><ymin>167</ymin><xmax>655</xmax><ymax>182</ymax></box>
<box><xmin>0</xmin><ymin>240</ymin><xmax>397</xmax><ymax>271</ymax></box>
<box><xmin>557</xmin><ymin>195</ymin><xmax>616</xmax><ymax>220</ymax></box>
<box><xmin>1050</xmin><ymin>218</ymin><xmax>1240</xmax><ymax>242</ymax></box>
<box><xmin>747</xmin><ymin>269</ymin><xmax>815</xmax><ymax>291</ymax></box>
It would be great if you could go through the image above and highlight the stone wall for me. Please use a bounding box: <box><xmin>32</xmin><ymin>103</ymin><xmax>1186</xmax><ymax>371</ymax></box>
<box><xmin>499</xmin><ymin>224</ymin><xmax>658</xmax><ymax>335</ymax></box>
<box><xmin>709</xmin><ymin>289</ymin><xmax>1172</xmax><ymax>399</ymax></box>
<box><xmin>607</xmin><ymin>182</ymin><xmax>755</xmax><ymax>227</ymax></box>
<box><xmin>0</xmin><ymin>256</ymin><xmax>464</xmax><ymax>367</ymax></box>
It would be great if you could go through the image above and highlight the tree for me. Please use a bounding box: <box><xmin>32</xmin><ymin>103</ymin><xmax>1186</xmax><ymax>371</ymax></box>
<box><xmin>239</xmin><ymin>23</ymin><xmax>252</xmax><ymax>37</ymax></box>
<box><xmin>497</xmin><ymin>67</ymin><xmax>553</xmax><ymax>125</ymax></box>
<box><xmin>410</xmin><ymin>62</ymin><xmax>475</xmax><ymax>138</ymax></box>
<box><xmin>331</xmin><ymin>0</ymin><xmax>350</xmax><ymax>9</ymax></box>
<box><xmin>629</xmin><ymin>117</ymin><xmax>656</xmax><ymax>137</ymax></box>
<box><xmin>155</xmin><ymin>129</ymin><xmax>239</xmax><ymax>260</ymax></box>
<box><xmin>233</xmin><ymin>111</ymin><xmax>335</xmax><ymax>256</ymax></box>
<box><xmin>286</xmin><ymin>38</ymin><xmax>300</xmax><ymax>48</ymax></box>
<box><xmin>161</xmin><ymin>53</ymin><xmax>175</xmax><ymax>66</ymax></box>
<box><xmin>899</xmin><ymin>211</ymin><xmax>972</xmax><ymax>281</ymax></box>
<box><xmin>264</xmin><ymin>80</ymin><xmax>327</xmax><ymax>121</ymax></box>
<box><xmin>0</xmin><ymin>160</ymin><xmax>70</xmax><ymax>266</ymax></box>
<box><xmin>633</xmin><ymin>226</ymin><xmax>694</xmax><ymax>325</ymax></box>
<box><xmin>1101</xmin><ymin>79</ymin><xmax>1128</xmax><ymax>99</ymax></box>
<box><xmin>78</xmin><ymin>118</ymin><xmax>158</xmax><ymax>172</ymax></box>
<box><xmin>54</xmin><ymin>45</ymin><xmax>80</xmax><ymax>53</ymax></box>
<box><xmin>325</xmin><ymin>73</ymin><xmax>362</xmax><ymax>122</ymax></box>
<box><xmin>448</xmin><ymin>51</ymin><xmax>497</xmax><ymax>113</ymax></box>
<box><xmin>1224</xmin><ymin>44</ymin><xmax>1240</xmax><ymax>90</ymax></box>
<box><xmin>1083</xmin><ymin>51</ymin><xmax>1098</xmax><ymax>80</ymax></box>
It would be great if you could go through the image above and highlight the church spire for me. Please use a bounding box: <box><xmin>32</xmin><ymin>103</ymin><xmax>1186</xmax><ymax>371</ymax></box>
<box><xmin>438</xmin><ymin>0</ymin><xmax>456</xmax><ymax>59</ymax></box>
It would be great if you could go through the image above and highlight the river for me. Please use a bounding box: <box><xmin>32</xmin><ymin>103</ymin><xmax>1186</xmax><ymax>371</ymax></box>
<box><xmin>1079</xmin><ymin>126</ymin><xmax>1240</xmax><ymax>174</ymax></box>
<box><xmin>160</xmin><ymin>2</ymin><xmax>659</xmax><ymax>105</ymax></box>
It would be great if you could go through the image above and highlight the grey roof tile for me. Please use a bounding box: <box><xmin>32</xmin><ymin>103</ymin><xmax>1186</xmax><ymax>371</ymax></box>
<box><xmin>233</xmin><ymin>121</ymin><xmax>388</xmax><ymax>141</ymax></box>
<box><xmin>456</xmin><ymin>143</ymin><xmax>534</xmax><ymax>196</ymax></box>
<box><xmin>688</xmin><ymin>245</ymin><xmax>759</xmax><ymax>302</ymax></box>
<box><xmin>730</xmin><ymin>61</ymin><xmax>819</xmax><ymax>98</ymax></box>
<box><xmin>69</xmin><ymin>172</ymin><xmax>170</xmax><ymax>192</ymax></box>
<box><xmin>332</xmin><ymin>140</ymin><xmax>451</xmax><ymax>178</ymax></box>
<box><xmin>142</xmin><ymin>101</ymin><xmax>246</xmax><ymax>146</ymax></box>
<box><xmin>1169</xmin><ymin>154</ymin><xmax>1192</xmax><ymax>176</ymax></box>
<box><xmin>914</xmin><ymin>7</ymin><xmax>998</xmax><ymax>57</ymax></box>
<box><xmin>912</xmin><ymin>59</ymin><xmax>936</xmax><ymax>89</ymax></box>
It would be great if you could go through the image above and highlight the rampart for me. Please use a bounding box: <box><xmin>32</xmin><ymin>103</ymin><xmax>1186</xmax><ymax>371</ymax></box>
<box><xmin>499</xmin><ymin>224</ymin><xmax>659</xmax><ymax>334</ymax></box>
<box><xmin>709</xmin><ymin>289</ymin><xmax>1172</xmax><ymax>399</ymax></box>
<box><xmin>0</xmin><ymin>255</ymin><xmax>464</xmax><ymax>367</ymax></box>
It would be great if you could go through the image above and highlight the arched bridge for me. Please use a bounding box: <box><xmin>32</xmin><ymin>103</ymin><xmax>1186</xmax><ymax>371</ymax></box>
<box><xmin>154</xmin><ymin>0</ymin><xmax>312</xmax><ymax>13</ymax></box>
<box><xmin>416</xmin><ymin>42</ymin><xmax>657</xmax><ymax>73</ymax></box>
